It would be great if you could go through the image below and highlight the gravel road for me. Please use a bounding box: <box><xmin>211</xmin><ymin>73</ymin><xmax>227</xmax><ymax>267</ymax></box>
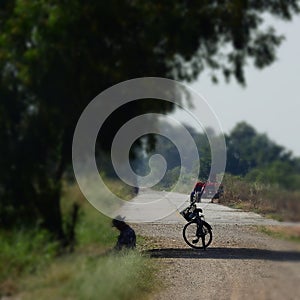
<box><xmin>127</xmin><ymin>189</ymin><xmax>300</xmax><ymax>300</ymax></box>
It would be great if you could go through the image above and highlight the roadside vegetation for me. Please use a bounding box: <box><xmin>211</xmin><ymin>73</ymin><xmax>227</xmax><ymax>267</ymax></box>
<box><xmin>259</xmin><ymin>226</ymin><xmax>300</xmax><ymax>243</ymax></box>
<box><xmin>150</xmin><ymin>122</ymin><xmax>300</xmax><ymax>223</ymax></box>
<box><xmin>0</xmin><ymin>180</ymin><xmax>158</xmax><ymax>299</ymax></box>
<box><xmin>219</xmin><ymin>174</ymin><xmax>300</xmax><ymax>222</ymax></box>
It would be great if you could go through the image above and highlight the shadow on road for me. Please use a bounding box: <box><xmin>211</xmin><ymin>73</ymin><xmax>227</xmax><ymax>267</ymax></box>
<box><xmin>146</xmin><ymin>247</ymin><xmax>300</xmax><ymax>261</ymax></box>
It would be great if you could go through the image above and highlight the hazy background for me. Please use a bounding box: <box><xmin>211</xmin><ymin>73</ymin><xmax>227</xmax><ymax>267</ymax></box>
<box><xmin>173</xmin><ymin>15</ymin><xmax>300</xmax><ymax>156</ymax></box>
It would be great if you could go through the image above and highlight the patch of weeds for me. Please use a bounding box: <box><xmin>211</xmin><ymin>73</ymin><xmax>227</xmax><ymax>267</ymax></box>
<box><xmin>21</xmin><ymin>250</ymin><xmax>159</xmax><ymax>300</ymax></box>
<box><xmin>259</xmin><ymin>226</ymin><xmax>300</xmax><ymax>243</ymax></box>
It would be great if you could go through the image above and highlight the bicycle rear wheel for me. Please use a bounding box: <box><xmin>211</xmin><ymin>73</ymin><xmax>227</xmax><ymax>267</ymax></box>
<box><xmin>183</xmin><ymin>220</ymin><xmax>212</xmax><ymax>249</ymax></box>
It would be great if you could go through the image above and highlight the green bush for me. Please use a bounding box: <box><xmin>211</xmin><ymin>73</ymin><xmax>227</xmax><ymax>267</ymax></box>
<box><xmin>0</xmin><ymin>228</ymin><xmax>59</xmax><ymax>282</ymax></box>
<box><xmin>1</xmin><ymin>180</ymin><xmax>158</xmax><ymax>299</ymax></box>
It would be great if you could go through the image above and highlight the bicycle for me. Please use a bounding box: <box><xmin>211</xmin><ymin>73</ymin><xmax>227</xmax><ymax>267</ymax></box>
<box><xmin>180</xmin><ymin>201</ymin><xmax>212</xmax><ymax>250</ymax></box>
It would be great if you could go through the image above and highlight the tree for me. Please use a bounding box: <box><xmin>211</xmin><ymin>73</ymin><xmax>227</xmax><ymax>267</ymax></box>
<box><xmin>226</xmin><ymin>122</ymin><xmax>293</xmax><ymax>175</ymax></box>
<box><xmin>0</xmin><ymin>0</ymin><xmax>299</xmax><ymax>240</ymax></box>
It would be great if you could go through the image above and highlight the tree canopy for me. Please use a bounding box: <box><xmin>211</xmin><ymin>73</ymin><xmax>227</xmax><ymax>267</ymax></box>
<box><xmin>0</xmin><ymin>0</ymin><xmax>299</xmax><ymax>240</ymax></box>
<box><xmin>225</xmin><ymin>122</ymin><xmax>295</xmax><ymax>175</ymax></box>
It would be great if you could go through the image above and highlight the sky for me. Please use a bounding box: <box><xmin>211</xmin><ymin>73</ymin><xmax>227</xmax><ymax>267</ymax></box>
<box><xmin>172</xmin><ymin>15</ymin><xmax>300</xmax><ymax>157</ymax></box>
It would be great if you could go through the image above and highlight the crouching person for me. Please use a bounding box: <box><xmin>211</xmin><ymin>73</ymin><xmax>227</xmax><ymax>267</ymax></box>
<box><xmin>112</xmin><ymin>217</ymin><xmax>136</xmax><ymax>250</ymax></box>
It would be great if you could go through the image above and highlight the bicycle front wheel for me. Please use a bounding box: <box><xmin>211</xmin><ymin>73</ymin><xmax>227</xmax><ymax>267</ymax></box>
<box><xmin>183</xmin><ymin>220</ymin><xmax>212</xmax><ymax>249</ymax></box>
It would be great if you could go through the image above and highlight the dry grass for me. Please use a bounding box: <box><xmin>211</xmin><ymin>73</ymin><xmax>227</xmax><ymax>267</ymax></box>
<box><xmin>259</xmin><ymin>225</ymin><xmax>300</xmax><ymax>243</ymax></box>
<box><xmin>220</xmin><ymin>174</ymin><xmax>300</xmax><ymax>222</ymax></box>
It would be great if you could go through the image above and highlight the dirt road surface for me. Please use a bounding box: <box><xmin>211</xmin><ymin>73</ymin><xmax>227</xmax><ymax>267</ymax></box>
<box><xmin>125</xmin><ymin>189</ymin><xmax>300</xmax><ymax>300</ymax></box>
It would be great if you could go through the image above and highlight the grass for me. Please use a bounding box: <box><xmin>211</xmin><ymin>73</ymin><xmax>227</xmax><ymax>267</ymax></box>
<box><xmin>0</xmin><ymin>180</ymin><xmax>158</xmax><ymax>299</ymax></box>
<box><xmin>61</xmin><ymin>183</ymin><xmax>116</xmax><ymax>247</ymax></box>
<box><xmin>0</xmin><ymin>229</ymin><xmax>59</xmax><ymax>281</ymax></box>
<box><xmin>219</xmin><ymin>174</ymin><xmax>300</xmax><ymax>222</ymax></box>
<box><xmin>20</xmin><ymin>251</ymin><xmax>158</xmax><ymax>300</ymax></box>
<box><xmin>0</xmin><ymin>229</ymin><xmax>59</xmax><ymax>296</ymax></box>
<box><xmin>259</xmin><ymin>226</ymin><xmax>300</xmax><ymax>243</ymax></box>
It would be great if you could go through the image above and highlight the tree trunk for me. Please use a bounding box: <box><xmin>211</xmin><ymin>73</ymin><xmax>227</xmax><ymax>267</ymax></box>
<box><xmin>36</xmin><ymin>187</ymin><xmax>66</xmax><ymax>244</ymax></box>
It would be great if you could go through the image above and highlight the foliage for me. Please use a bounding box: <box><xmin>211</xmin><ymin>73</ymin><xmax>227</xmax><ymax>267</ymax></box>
<box><xmin>19</xmin><ymin>251</ymin><xmax>157</xmax><ymax>300</ymax></box>
<box><xmin>66</xmin><ymin>252</ymin><xmax>156</xmax><ymax>300</ymax></box>
<box><xmin>0</xmin><ymin>179</ymin><xmax>133</xmax><ymax>284</ymax></box>
<box><xmin>0</xmin><ymin>229</ymin><xmax>59</xmax><ymax>284</ymax></box>
<box><xmin>0</xmin><ymin>181</ymin><xmax>157</xmax><ymax>299</ymax></box>
<box><xmin>225</xmin><ymin>122</ymin><xmax>294</xmax><ymax>176</ymax></box>
<box><xmin>154</xmin><ymin>166</ymin><xmax>196</xmax><ymax>194</ymax></box>
<box><xmin>61</xmin><ymin>183</ymin><xmax>113</xmax><ymax>248</ymax></box>
<box><xmin>0</xmin><ymin>0</ymin><xmax>299</xmax><ymax>239</ymax></box>
<box><xmin>147</xmin><ymin>120</ymin><xmax>300</xmax><ymax>195</ymax></box>
<box><xmin>149</xmin><ymin>121</ymin><xmax>300</xmax><ymax>222</ymax></box>
<box><xmin>225</xmin><ymin>122</ymin><xmax>300</xmax><ymax>191</ymax></box>
<box><xmin>246</xmin><ymin>161</ymin><xmax>300</xmax><ymax>190</ymax></box>
<box><xmin>143</xmin><ymin>122</ymin><xmax>218</xmax><ymax>185</ymax></box>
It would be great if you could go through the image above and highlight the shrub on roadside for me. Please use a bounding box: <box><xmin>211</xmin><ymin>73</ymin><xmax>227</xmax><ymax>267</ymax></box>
<box><xmin>1</xmin><ymin>179</ymin><xmax>158</xmax><ymax>299</ymax></box>
<box><xmin>0</xmin><ymin>228</ymin><xmax>59</xmax><ymax>283</ymax></box>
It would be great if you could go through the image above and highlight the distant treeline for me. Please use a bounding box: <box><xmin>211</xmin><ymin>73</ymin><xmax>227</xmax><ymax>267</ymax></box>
<box><xmin>142</xmin><ymin>121</ymin><xmax>300</xmax><ymax>191</ymax></box>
